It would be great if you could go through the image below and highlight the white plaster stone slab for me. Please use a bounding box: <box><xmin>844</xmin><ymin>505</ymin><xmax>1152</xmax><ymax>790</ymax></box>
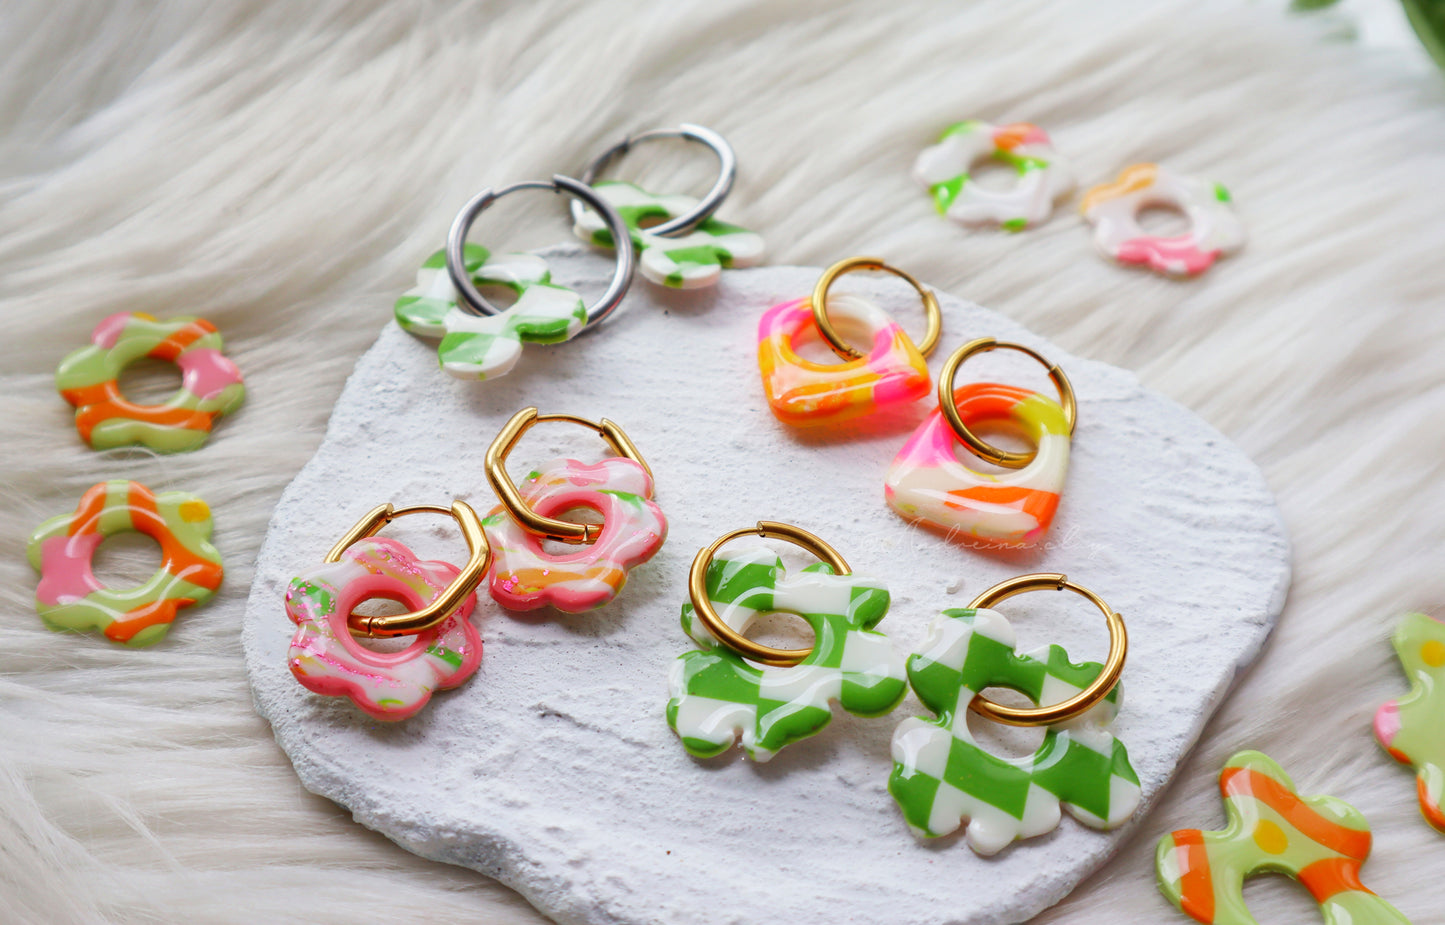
<box><xmin>241</xmin><ymin>244</ymin><xmax>1290</xmax><ymax>925</ymax></box>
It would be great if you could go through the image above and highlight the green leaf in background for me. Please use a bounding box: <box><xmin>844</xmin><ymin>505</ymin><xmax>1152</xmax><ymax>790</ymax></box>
<box><xmin>1291</xmin><ymin>0</ymin><xmax>1341</xmax><ymax>10</ymax></box>
<box><xmin>1402</xmin><ymin>0</ymin><xmax>1445</xmax><ymax>69</ymax></box>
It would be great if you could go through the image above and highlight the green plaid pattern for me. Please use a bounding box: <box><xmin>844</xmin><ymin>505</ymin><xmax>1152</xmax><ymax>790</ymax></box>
<box><xmin>393</xmin><ymin>244</ymin><xmax>586</xmax><ymax>380</ymax></box>
<box><xmin>573</xmin><ymin>180</ymin><xmax>764</xmax><ymax>290</ymax></box>
<box><xmin>666</xmin><ymin>546</ymin><xmax>907</xmax><ymax>762</ymax></box>
<box><xmin>889</xmin><ymin>607</ymin><xmax>1139</xmax><ymax>855</ymax></box>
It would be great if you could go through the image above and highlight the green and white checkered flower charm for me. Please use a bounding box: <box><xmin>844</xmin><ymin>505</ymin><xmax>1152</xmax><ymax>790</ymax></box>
<box><xmin>889</xmin><ymin>596</ymin><xmax>1140</xmax><ymax>855</ymax></box>
<box><xmin>574</xmin><ymin>181</ymin><xmax>764</xmax><ymax>290</ymax></box>
<box><xmin>394</xmin><ymin>244</ymin><xmax>587</xmax><ymax>381</ymax></box>
<box><xmin>666</xmin><ymin>524</ymin><xmax>907</xmax><ymax>762</ymax></box>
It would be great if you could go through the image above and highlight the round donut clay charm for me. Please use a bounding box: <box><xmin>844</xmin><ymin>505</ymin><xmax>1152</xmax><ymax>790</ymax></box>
<box><xmin>1082</xmin><ymin>164</ymin><xmax>1244</xmax><ymax>277</ymax></box>
<box><xmin>483</xmin><ymin>457</ymin><xmax>667</xmax><ymax>613</ymax></box>
<box><xmin>26</xmin><ymin>479</ymin><xmax>224</xmax><ymax>646</ymax></box>
<box><xmin>57</xmin><ymin>312</ymin><xmax>245</xmax><ymax>453</ymax></box>
<box><xmin>913</xmin><ymin>121</ymin><xmax>1074</xmax><ymax>231</ymax></box>
<box><xmin>286</xmin><ymin>537</ymin><xmax>482</xmax><ymax>721</ymax></box>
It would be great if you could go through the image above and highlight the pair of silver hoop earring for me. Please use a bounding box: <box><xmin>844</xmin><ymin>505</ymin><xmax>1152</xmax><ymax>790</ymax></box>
<box><xmin>443</xmin><ymin>123</ymin><xmax>738</xmax><ymax>330</ymax></box>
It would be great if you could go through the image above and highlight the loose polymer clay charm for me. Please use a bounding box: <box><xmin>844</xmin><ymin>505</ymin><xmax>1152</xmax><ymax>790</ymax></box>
<box><xmin>57</xmin><ymin>312</ymin><xmax>245</xmax><ymax>452</ymax></box>
<box><xmin>1375</xmin><ymin>611</ymin><xmax>1445</xmax><ymax>833</ymax></box>
<box><xmin>885</xmin><ymin>338</ymin><xmax>1075</xmax><ymax>547</ymax></box>
<box><xmin>480</xmin><ymin>407</ymin><xmax>666</xmax><ymax>614</ymax></box>
<box><xmin>1082</xmin><ymin>163</ymin><xmax>1244</xmax><ymax>277</ymax></box>
<box><xmin>758</xmin><ymin>257</ymin><xmax>942</xmax><ymax>427</ymax></box>
<box><xmin>570</xmin><ymin>124</ymin><xmax>764</xmax><ymax>289</ymax></box>
<box><xmin>1157</xmin><ymin>750</ymin><xmax>1411</xmax><ymax>925</ymax></box>
<box><xmin>666</xmin><ymin>522</ymin><xmax>907</xmax><ymax>762</ymax></box>
<box><xmin>914</xmin><ymin>120</ymin><xmax>1075</xmax><ymax>231</ymax></box>
<box><xmin>285</xmin><ymin>501</ymin><xmax>491</xmax><ymax>721</ymax></box>
<box><xmin>27</xmin><ymin>479</ymin><xmax>223</xmax><ymax>646</ymax></box>
<box><xmin>395</xmin><ymin>175</ymin><xmax>635</xmax><ymax>381</ymax></box>
<box><xmin>889</xmin><ymin>574</ymin><xmax>1138</xmax><ymax>855</ymax></box>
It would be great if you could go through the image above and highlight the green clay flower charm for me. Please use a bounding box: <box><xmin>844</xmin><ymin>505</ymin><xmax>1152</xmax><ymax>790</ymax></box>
<box><xmin>394</xmin><ymin>244</ymin><xmax>588</xmax><ymax>380</ymax></box>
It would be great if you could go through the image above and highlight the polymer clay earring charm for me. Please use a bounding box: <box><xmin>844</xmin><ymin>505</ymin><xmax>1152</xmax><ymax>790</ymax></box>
<box><xmin>480</xmin><ymin>407</ymin><xmax>666</xmax><ymax>614</ymax></box>
<box><xmin>758</xmin><ymin>257</ymin><xmax>943</xmax><ymax>427</ymax></box>
<box><xmin>285</xmin><ymin>501</ymin><xmax>492</xmax><ymax>720</ymax></box>
<box><xmin>666</xmin><ymin>522</ymin><xmax>908</xmax><ymax>762</ymax></box>
<box><xmin>914</xmin><ymin>121</ymin><xmax>1075</xmax><ymax>231</ymax></box>
<box><xmin>1375</xmin><ymin>611</ymin><xmax>1445</xmax><ymax>833</ymax></box>
<box><xmin>394</xmin><ymin>175</ymin><xmax>635</xmax><ymax>380</ymax></box>
<box><xmin>885</xmin><ymin>338</ymin><xmax>1075</xmax><ymax>547</ymax></box>
<box><xmin>27</xmin><ymin>480</ymin><xmax>223</xmax><ymax>646</ymax></box>
<box><xmin>1157</xmin><ymin>750</ymin><xmax>1410</xmax><ymax>925</ymax></box>
<box><xmin>570</xmin><ymin>124</ymin><xmax>764</xmax><ymax>289</ymax></box>
<box><xmin>889</xmin><ymin>574</ymin><xmax>1139</xmax><ymax>855</ymax></box>
<box><xmin>1082</xmin><ymin>164</ymin><xmax>1244</xmax><ymax>277</ymax></box>
<box><xmin>57</xmin><ymin>312</ymin><xmax>245</xmax><ymax>452</ymax></box>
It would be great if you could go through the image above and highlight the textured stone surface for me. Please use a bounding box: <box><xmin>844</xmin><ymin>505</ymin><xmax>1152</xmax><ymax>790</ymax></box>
<box><xmin>241</xmin><ymin>246</ymin><xmax>1290</xmax><ymax>925</ymax></box>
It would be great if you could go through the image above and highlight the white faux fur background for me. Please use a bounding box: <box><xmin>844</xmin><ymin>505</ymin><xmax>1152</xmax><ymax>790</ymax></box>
<box><xmin>1</xmin><ymin>2</ymin><xmax>1442</xmax><ymax>923</ymax></box>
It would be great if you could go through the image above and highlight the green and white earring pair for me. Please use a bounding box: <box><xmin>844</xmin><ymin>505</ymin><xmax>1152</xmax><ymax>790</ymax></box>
<box><xmin>394</xmin><ymin>124</ymin><xmax>764</xmax><ymax>381</ymax></box>
<box><xmin>664</xmin><ymin>523</ymin><xmax>1141</xmax><ymax>855</ymax></box>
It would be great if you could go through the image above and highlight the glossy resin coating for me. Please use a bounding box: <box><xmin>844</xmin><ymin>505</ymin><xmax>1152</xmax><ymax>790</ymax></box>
<box><xmin>394</xmin><ymin>244</ymin><xmax>588</xmax><ymax>380</ymax></box>
<box><xmin>286</xmin><ymin>537</ymin><xmax>482</xmax><ymax>721</ymax></box>
<box><xmin>757</xmin><ymin>295</ymin><xmax>931</xmax><ymax>427</ymax></box>
<box><xmin>1375</xmin><ymin>611</ymin><xmax>1445</xmax><ymax>833</ymax></box>
<box><xmin>56</xmin><ymin>312</ymin><xmax>245</xmax><ymax>453</ymax></box>
<box><xmin>885</xmin><ymin>383</ymin><xmax>1069</xmax><ymax>547</ymax></box>
<box><xmin>913</xmin><ymin>121</ymin><xmax>1074</xmax><ymax>231</ymax></box>
<box><xmin>482</xmin><ymin>457</ymin><xmax>667</xmax><ymax>614</ymax></box>
<box><xmin>889</xmin><ymin>607</ymin><xmax>1138</xmax><ymax>855</ymax></box>
<box><xmin>26</xmin><ymin>480</ymin><xmax>223</xmax><ymax>646</ymax></box>
<box><xmin>666</xmin><ymin>546</ymin><xmax>907</xmax><ymax>762</ymax></box>
<box><xmin>573</xmin><ymin>180</ymin><xmax>764</xmax><ymax>289</ymax></box>
<box><xmin>1082</xmin><ymin>163</ymin><xmax>1245</xmax><ymax>277</ymax></box>
<box><xmin>1156</xmin><ymin>750</ymin><xmax>1409</xmax><ymax>925</ymax></box>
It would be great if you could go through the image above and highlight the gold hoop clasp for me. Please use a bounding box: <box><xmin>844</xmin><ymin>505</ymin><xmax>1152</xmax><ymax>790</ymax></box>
<box><xmin>327</xmin><ymin>501</ymin><xmax>492</xmax><ymax>637</ymax></box>
<box><xmin>688</xmin><ymin>521</ymin><xmax>850</xmax><ymax>667</ymax></box>
<box><xmin>809</xmin><ymin>257</ymin><xmax>943</xmax><ymax>361</ymax></box>
<box><xmin>965</xmin><ymin>573</ymin><xmax>1127</xmax><ymax>727</ymax></box>
<box><xmin>484</xmin><ymin>407</ymin><xmax>653</xmax><ymax>545</ymax></box>
<box><xmin>938</xmin><ymin>337</ymin><xmax>1077</xmax><ymax>469</ymax></box>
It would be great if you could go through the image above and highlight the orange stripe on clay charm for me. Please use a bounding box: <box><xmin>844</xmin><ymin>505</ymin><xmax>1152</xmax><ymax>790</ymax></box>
<box><xmin>885</xmin><ymin>338</ymin><xmax>1074</xmax><ymax>548</ymax></box>
<box><xmin>26</xmin><ymin>480</ymin><xmax>223</xmax><ymax>647</ymax></box>
<box><xmin>1375</xmin><ymin>611</ymin><xmax>1445</xmax><ymax>833</ymax></box>
<box><xmin>1155</xmin><ymin>750</ymin><xmax>1410</xmax><ymax>925</ymax></box>
<box><xmin>757</xmin><ymin>258</ymin><xmax>941</xmax><ymax>427</ymax></box>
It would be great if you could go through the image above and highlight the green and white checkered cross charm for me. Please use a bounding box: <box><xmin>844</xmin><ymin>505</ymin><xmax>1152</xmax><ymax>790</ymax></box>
<box><xmin>393</xmin><ymin>244</ymin><xmax>587</xmax><ymax>380</ymax></box>
<box><xmin>573</xmin><ymin>180</ymin><xmax>765</xmax><ymax>290</ymax></box>
<box><xmin>889</xmin><ymin>607</ymin><xmax>1140</xmax><ymax>855</ymax></box>
<box><xmin>665</xmin><ymin>546</ymin><xmax>907</xmax><ymax>762</ymax></box>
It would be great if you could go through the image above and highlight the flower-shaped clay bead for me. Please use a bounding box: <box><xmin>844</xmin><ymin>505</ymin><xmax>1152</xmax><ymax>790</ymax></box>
<box><xmin>1082</xmin><ymin>163</ymin><xmax>1244</xmax><ymax>277</ymax></box>
<box><xmin>1375</xmin><ymin>611</ymin><xmax>1445</xmax><ymax>833</ymax></box>
<box><xmin>394</xmin><ymin>244</ymin><xmax>588</xmax><ymax>380</ymax></box>
<box><xmin>286</xmin><ymin>537</ymin><xmax>482</xmax><ymax>721</ymax></box>
<box><xmin>57</xmin><ymin>312</ymin><xmax>245</xmax><ymax>452</ymax></box>
<box><xmin>889</xmin><ymin>607</ymin><xmax>1139</xmax><ymax>855</ymax></box>
<box><xmin>913</xmin><ymin>121</ymin><xmax>1074</xmax><ymax>231</ymax></box>
<box><xmin>27</xmin><ymin>479</ymin><xmax>224</xmax><ymax>646</ymax></box>
<box><xmin>666</xmin><ymin>546</ymin><xmax>907</xmax><ymax>762</ymax></box>
<box><xmin>482</xmin><ymin>457</ymin><xmax>667</xmax><ymax>613</ymax></box>
<box><xmin>573</xmin><ymin>180</ymin><xmax>764</xmax><ymax>289</ymax></box>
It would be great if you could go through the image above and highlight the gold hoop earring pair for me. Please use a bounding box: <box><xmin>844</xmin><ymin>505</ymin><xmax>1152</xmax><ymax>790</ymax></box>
<box><xmin>283</xmin><ymin>407</ymin><xmax>667</xmax><ymax>721</ymax></box>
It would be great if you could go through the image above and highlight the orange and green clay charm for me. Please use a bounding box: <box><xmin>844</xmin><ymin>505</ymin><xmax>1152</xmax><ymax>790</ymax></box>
<box><xmin>1375</xmin><ymin>611</ymin><xmax>1445</xmax><ymax>833</ymax></box>
<box><xmin>27</xmin><ymin>480</ymin><xmax>223</xmax><ymax>647</ymax></box>
<box><xmin>1156</xmin><ymin>750</ymin><xmax>1410</xmax><ymax>925</ymax></box>
<box><xmin>57</xmin><ymin>312</ymin><xmax>245</xmax><ymax>453</ymax></box>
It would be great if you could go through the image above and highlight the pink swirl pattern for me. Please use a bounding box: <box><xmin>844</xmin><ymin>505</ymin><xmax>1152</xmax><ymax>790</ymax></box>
<box><xmin>483</xmin><ymin>457</ymin><xmax>667</xmax><ymax>613</ymax></box>
<box><xmin>285</xmin><ymin>537</ymin><xmax>482</xmax><ymax>721</ymax></box>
